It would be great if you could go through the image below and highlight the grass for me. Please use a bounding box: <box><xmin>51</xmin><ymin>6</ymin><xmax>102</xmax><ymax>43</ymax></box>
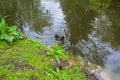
<box><xmin>0</xmin><ymin>17</ymin><xmax>86</xmax><ymax>80</ymax></box>
<box><xmin>0</xmin><ymin>40</ymin><xmax>86</xmax><ymax>80</ymax></box>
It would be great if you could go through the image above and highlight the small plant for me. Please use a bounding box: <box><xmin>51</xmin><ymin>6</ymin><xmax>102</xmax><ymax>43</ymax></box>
<box><xmin>0</xmin><ymin>17</ymin><xmax>24</xmax><ymax>43</ymax></box>
<box><xmin>47</xmin><ymin>44</ymin><xmax>68</xmax><ymax>63</ymax></box>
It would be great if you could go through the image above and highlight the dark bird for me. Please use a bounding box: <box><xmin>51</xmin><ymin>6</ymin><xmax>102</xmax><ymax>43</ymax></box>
<box><xmin>55</xmin><ymin>34</ymin><xmax>64</xmax><ymax>42</ymax></box>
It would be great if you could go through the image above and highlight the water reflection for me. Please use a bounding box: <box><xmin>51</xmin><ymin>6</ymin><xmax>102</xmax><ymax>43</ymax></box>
<box><xmin>60</xmin><ymin>0</ymin><xmax>94</xmax><ymax>45</ymax></box>
<box><xmin>61</xmin><ymin>0</ymin><xmax>120</xmax><ymax>79</ymax></box>
<box><xmin>22</xmin><ymin>0</ymin><xmax>68</xmax><ymax>46</ymax></box>
<box><xmin>60</xmin><ymin>0</ymin><xmax>110</xmax><ymax>66</ymax></box>
<box><xmin>107</xmin><ymin>1</ymin><xmax>120</xmax><ymax>47</ymax></box>
<box><xmin>0</xmin><ymin>0</ymin><xmax>68</xmax><ymax>46</ymax></box>
<box><xmin>0</xmin><ymin>0</ymin><xmax>50</xmax><ymax>31</ymax></box>
<box><xmin>102</xmin><ymin>50</ymin><xmax>120</xmax><ymax>80</ymax></box>
<box><xmin>34</xmin><ymin>0</ymin><xmax>68</xmax><ymax>45</ymax></box>
<box><xmin>0</xmin><ymin>0</ymin><xmax>120</xmax><ymax>79</ymax></box>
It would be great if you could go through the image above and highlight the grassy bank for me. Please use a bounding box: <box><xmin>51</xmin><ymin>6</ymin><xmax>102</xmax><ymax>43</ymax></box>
<box><xmin>0</xmin><ymin>17</ymin><xmax>86</xmax><ymax>80</ymax></box>
<box><xmin>0</xmin><ymin>40</ymin><xmax>86</xmax><ymax>80</ymax></box>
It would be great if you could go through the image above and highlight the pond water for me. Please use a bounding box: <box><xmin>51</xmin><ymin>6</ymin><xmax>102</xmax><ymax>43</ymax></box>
<box><xmin>0</xmin><ymin>0</ymin><xmax>120</xmax><ymax>79</ymax></box>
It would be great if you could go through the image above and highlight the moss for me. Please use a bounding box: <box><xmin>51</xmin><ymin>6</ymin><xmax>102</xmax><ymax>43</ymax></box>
<box><xmin>0</xmin><ymin>40</ymin><xmax>86</xmax><ymax>80</ymax></box>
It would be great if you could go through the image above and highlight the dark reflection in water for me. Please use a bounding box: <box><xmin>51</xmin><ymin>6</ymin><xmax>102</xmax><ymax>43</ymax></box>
<box><xmin>0</xmin><ymin>0</ymin><xmax>120</xmax><ymax>79</ymax></box>
<box><xmin>60</xmin><ymin>0</ymin><xmax>120</xmax><ymax>79</ymax></box>
<box><xmin>60</xmin><ymin>0</ymin><xmax>94</xmax><ymax>44</ymax></box>
<box><xmin>0</xmin><ymin>0</ymin><xmax>50</xmax><ymax>32</ymax></box>
<box><xmin>107</xmin><ymin>1</ymin><xmax>120</xmax><ymax>47</ymax></box>
<box><xmin>60</xmin><ymin>0</ymin><xmax>110</xmax><ymax>66</ymax></box>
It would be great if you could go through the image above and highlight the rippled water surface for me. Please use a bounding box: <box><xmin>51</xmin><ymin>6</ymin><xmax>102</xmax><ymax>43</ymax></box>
<box><xmin>0</xmin><ymin>0</ymin><xmax>120</xmax><ymax>79</ymax></box>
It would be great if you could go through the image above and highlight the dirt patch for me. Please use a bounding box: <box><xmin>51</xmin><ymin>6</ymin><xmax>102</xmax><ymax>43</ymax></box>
<box><xmin>6</xmin><ymin>59</ymin><xmax>34</xmax><ymax>71</ymax></box>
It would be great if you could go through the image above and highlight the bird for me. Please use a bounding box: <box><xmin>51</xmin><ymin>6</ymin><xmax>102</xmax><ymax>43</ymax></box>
<box><xmin>55</xmin><ymin>34</ymin><xmax>64</xmax><ymax>42</ymax></box>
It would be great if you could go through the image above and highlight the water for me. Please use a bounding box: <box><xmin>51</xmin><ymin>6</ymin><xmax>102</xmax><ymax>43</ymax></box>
<box><xmin>0</xmin><ymin>0</ymin><xmax>120</xmax><ymax>79</ymax></box>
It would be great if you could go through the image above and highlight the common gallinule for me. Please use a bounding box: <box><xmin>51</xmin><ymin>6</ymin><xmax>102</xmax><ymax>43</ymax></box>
<box><xmin>55</xmin><ymin>34</ymin><xmax>64</xmax><ymax>42</ymax></box>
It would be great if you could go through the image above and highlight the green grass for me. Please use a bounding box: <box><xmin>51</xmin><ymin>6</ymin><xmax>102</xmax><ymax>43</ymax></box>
<box><xmin>0</xmin><ymin>40</ymin><xmax>86</xmax><ymax>80</ymax></box>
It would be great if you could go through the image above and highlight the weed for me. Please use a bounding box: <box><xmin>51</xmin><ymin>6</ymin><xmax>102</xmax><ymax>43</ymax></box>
<box><xmin>0</xmin><ymin>17</ymin><xmax>24</xmax><ymax>43</ymax></box>
<box><xmin>47</xmin><ymin>44</ymin><xmax>68</xmax><ymax>63</ymax></box>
